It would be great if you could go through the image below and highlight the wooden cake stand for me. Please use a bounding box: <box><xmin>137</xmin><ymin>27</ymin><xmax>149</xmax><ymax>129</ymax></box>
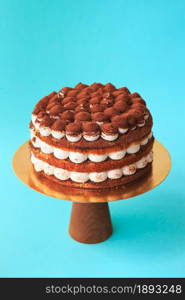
<box><xmin>12</xmin><ymin>140</ymin><xmax>171</xmax><ymax>244</ymax></box>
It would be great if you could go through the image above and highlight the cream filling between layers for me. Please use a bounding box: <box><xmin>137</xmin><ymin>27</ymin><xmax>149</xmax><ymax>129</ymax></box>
<box><xmin>31</xmin><ymin>131</ymin><xmax>153</xmax><ymax>163</ymax></box>
<box><xmin>31</xmin><ymin>151</ymin><xmax>153</xmax><ymax>183</ymax></box>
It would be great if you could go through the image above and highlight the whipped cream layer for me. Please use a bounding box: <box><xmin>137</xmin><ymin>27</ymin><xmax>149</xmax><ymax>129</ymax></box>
<box><xmin>31</xmin><ymin>151</ymin><xmax>153</xmax><ymax>183</ymax></box>
<box><xmin>31</xmin><ymin>131</ymin><xmax>153</xmax><ymax>163</ymax></box>
<box><xmin>32</xmin><ymin>112</ymin><xmax>149</xmax><ymax>143</ymax></box>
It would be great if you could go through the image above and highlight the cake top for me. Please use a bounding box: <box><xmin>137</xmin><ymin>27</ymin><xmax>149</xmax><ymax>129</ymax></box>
<box><xmin>32</xmin><ymin>82</ymin><xmax>150</xmax><ymax>142</ymax></box>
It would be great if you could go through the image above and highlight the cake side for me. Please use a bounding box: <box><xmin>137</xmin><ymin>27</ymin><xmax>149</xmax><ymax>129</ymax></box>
<box><xmin>29</xmin><ymin>82</ymin><xmax>154</xmax><ymax>189</ymax></box>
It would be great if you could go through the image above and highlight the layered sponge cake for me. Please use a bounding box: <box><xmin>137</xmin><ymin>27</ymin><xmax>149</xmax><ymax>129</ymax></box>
<box><xmin>30</xmin><ymin>83</ymin><xmax>154</xmax><ymax>189</ymax></box>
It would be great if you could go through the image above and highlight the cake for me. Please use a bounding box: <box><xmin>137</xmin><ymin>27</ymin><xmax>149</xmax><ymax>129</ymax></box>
<box><xmin>29</xmin><ymin>82</ymin><xmax>154</xmax><ymax>189</ymax></box>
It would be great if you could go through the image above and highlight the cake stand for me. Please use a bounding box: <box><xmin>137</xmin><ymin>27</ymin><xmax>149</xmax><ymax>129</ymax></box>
<box><xmin>12</xmin><ymin>140</ymin><xmax>171</xmax><ymax>244</ymax></box>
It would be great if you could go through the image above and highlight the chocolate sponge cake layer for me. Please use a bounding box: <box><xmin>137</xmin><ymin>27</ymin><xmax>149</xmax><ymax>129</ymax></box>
<box><xmin>30</xmin><ymin>116</ymin><xmax>152</xmax><ymax>153</ymax></box>
<box><xmin>30</xmin><ymin>138</ymin><xmax>153</xmax><ymax>173</ymax></box>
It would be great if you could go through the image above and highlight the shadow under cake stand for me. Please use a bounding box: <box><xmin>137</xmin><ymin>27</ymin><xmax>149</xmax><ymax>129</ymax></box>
<box><xmin>12</xmin><ymin>140</ymin><xmax>171</xmax><ymax>244</ymax></box>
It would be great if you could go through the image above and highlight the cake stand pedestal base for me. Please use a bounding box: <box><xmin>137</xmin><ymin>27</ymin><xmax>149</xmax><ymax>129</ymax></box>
<box><xmin>69</xmin><ymin>202</ymin><xmax>113</xmax><ymax>244</ymax></box>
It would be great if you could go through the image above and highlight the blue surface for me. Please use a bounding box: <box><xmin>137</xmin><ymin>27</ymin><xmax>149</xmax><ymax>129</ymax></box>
<box><xmin>0</xmin><ymin>0</ymin><xmax>185</xmax><ymax>277</ymax></box>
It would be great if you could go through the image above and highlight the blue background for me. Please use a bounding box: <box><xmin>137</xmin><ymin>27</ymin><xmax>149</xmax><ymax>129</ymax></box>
<box><xmin>0</xmin><ymin>0</ymin><xmax>185</xmax><ymax>277</ymax></box>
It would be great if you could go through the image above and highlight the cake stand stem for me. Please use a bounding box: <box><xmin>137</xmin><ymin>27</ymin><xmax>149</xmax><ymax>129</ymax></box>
<box><xmin>69</xmin><ymin>202</ymin><xmax>113</xmax><ymax>244</ymax></box>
